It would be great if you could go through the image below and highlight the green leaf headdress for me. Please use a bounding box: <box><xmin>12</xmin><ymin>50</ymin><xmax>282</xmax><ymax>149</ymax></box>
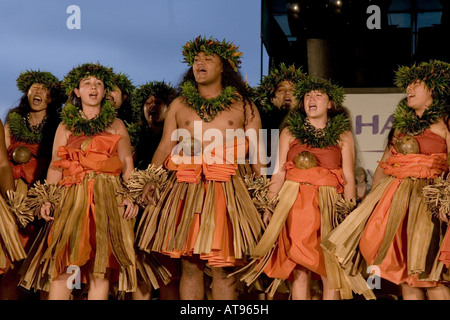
<box><xmin>131</xmin><ymin>81</ymin><xmax>177</xmax><ymax>111</ymax></box>
<box><xmin>395</xmin><ymin>60</ymin><xmax>450</xmax><ymax>100</ymax></box>
<box><xmin>112</xmin><ymin>72</ymin><xmax>134</xmax><ymax>97</ymax></box>
<box><xmin>182</xmin><ymin>35</ymin><xmax>243</xmax><ymax>72</ymax></box>
<box><xmin>295</xmin><ymin>76</ymin><xmax>345</xmax><ymax>106</ymax></box>
<box><xmin>63</xmin><ymin>62</ymin><xmax>115</xmax><ymax>96</ymax></box>
<box><xmin>61</xmin><ymin>62</ymin><xmax>117</xmax><ymax>136</ymax></box>
<box><xmin>16</xmin><ymin>69</ymin><xmax>62</xmax><ymax>93</ymax></box>
<box><xmin>255</xmin><ymin>63</ymin><xmax>305</xmax><ymax>113</ymax></box>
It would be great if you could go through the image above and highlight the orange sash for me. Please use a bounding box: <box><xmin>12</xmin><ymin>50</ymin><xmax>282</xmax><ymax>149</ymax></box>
<box><xmin>439</xmin><ymin>228</ymin><xmax>450</xmax><ymax>268</ymax></box>
<box><xmin>164</xmin><ymin>137</ymin><xmax>248</xmax><ymax>183</ymax></box>
<box><xmin>52</xmin><ymin>135</ymin><xmax>123</xmax><ymax>187</ymax></box>
<box><xmin>379</xmin><ymin>149</ymin><xmax>448</xmax><ymax>179</ymax></box>
<box><xmin>285</xmin><ymin>161</ymin><xmax>345</xmax><ymax>193</ymax></box>
<box><xmin>8</xmin><ymin>140</ymin><xmax>45</xmax><ymax>185</ymax></box>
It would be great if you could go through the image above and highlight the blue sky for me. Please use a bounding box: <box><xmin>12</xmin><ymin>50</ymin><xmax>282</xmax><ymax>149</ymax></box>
<box><xmin>0</xmin><ymin>0</ymin><xmax>268</xmax><ymax>118</ymax></box>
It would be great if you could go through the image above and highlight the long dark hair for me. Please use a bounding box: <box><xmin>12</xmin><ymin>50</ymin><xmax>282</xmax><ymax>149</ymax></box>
<box><xmin>280</xmin><ymin>90</ymin><xmax>353</xmax><ymax>132</ymax></box>
<box><xmin>178</xmin><ymin>58</ymin><xmax>256</xmax><ymax>124</ymax></box>
<box><xmin>6</xmin><ymin>90</ymin><xmax>63</xmax><ymax>157</ymax></box>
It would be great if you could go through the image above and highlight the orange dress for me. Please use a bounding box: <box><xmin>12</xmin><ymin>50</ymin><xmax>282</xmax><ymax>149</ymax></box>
<box><xmin>0</xmin><ymin>137</ymin><xmax>50</xmax><ymax>274</ymax></box>
<box><xmin>359</xmin><ymin>130</ymin><xmax>448</xmax><ymax>287</ymax></box>
<box><xmin>8</xmin><ymin>136</ymin><xmax>50</xmax><ymax>188</ymax></box>
<box><xmin>263</xmin><ymin>140</ymin><xmax>344</xmax><ymax>280</ymax></box>
<box><xmin>8</xmin><ymin>137</ymin><xmax>51</xmax><ymax>250</ymax></box>
<box><xmin>19</xmin><ymin>132</ymin><xmax>136</xmax><ymax>293</ymax></box>
<box><xmin>135</xmin><ymin>137</ymin><xmax>264</xmax><ymax>268</ymax></box>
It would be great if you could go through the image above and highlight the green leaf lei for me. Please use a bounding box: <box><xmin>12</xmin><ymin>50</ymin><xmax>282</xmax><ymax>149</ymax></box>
<box><xmin>61</xmin><ymin>101</ymin><xmax>117</xmax><ymax>136</ymax></box>
<box><xmin>180</xmin><ymin>80</ymin><xmax>241</xmax><ymax>122</ymax></box>
<box><xmin>7</xmin><ymin>112</ymin><xmax>45</xmax><ymax>144</ymax></box>
<box><xmin>286</xmin><ymin>111</ymin><xmax>350</xmax><ymax>148</ymax></box>
<box><xmin>392</xmin><ymin>98</ymin><xmax>447</xmax><ymax>135</ymax></box>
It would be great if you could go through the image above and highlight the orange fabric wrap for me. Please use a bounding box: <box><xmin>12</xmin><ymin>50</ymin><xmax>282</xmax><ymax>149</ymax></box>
<box><xmin>50</xmin><ymin>178</ymin><xmax>119</xmax><ymax>282</ymax></box>
<box><xmin>360</xmin><ymin>149</ymin><xmax>448</xmax><ymax>287</ymax></box>
<box><xmin>164</xmin><ymin>137</ymin><xmax>247</xmax><ymax>183</ymax></box>
<box><xmin>264</xmin><ymin>184</ymin><xmax>326</xmax><ymax>279</ymax></box>
<box><xmin>379</xmin><ymin>150</ymin><xmax>448</xmax><ymax>179</ymax></box>
<box><xmin>48</xmin><ymin>134</ymin><xmax>123</xmax><ymax>282</ymax></box>
<box><xmin>284</xmin><ymin>161</ymin><xmax>345</xmax><ymax>193</ymax></box>
<box><xmin>160</xmin><ymin>138</ymin><xmax>249</xmax><ymax>267</ymax></box>
<box><xmin>52</xmin><ymin>134</ymin><xmax>123</xmax><ymax>186</ymax></box>
<box><xmin>8</xmin><ymin>138</ymin><xmax>47</xmax><ymax>185</ymax></box>
<box><xmin>440</xmin><ymin>228</ymin><xmax>450</xmax><ymax>268</ymax></box>
<box><xmin>263</xmin><ymin>163</ymin><xmax>345</xmax><ymax>279</ymax></box>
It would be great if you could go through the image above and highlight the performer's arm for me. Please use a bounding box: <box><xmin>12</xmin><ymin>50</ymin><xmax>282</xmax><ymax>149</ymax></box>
<box><xmin>371</xmin><ymin>144</ymin><xmax>391</xmax><ymax>190</ymax></box>
<box><xmin>150</xmin><ymin>98</ymin><xmax>180</xmax><ymax>167</ymax></box>
<box><xmin>114</xmin><ymin>118</ymin><xmax>139</xmax><ymax>220</ymax></box>
<box><xmin>40</xmin><ymin>123</ymin><xmax>67</xmax><ymax>221</ymax></box>
<box><xmin>340</xmin><ymin>130</ymin><xmax>356</xmax><ymax>200</ymax></box>
<box><xmin>263</xmin><ymin>127</ymin><xmax>291</xmax><ymax>226</ymax></box>
<box><xmin>0</xmin><ymin>120</ymin><xmax>14</xmax><ymax>198</ymax></box>
<box><xmin>3</xmin><ymin>122</ymin><xmax>11</xmax><ymax>149</ymax></box>
<box><xmin>371</xmin><ymin>128</ymin><xmax>396</xmax><ymax>190</ymax></box>
<box><xmin>141</xmin><ymin>99</ymin><xmax>179</xmax><ymax>205</ymax></box>
<box><xmin>244</xmin><ymin>101</ymin><xmax>265</xmax><ymax>176</ymax></box>
<box><xmin>114</xmin><ymin>118</ymin><xmax>134</xmax><ymax>182</ymax></box>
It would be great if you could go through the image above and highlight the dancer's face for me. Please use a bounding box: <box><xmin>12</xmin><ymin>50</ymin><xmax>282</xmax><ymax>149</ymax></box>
<box><xmin>304</xmin><ymin>90</ymin><xmax>331</xmax><ymax>119</ymax></box>
<box><xmin>272</xmin><ymin>81</ymin><xmax>297</xmax><ymax>110</ymax></box>
<box><xmin>74</xmin><ymin>76</ymin><xmax>106</xmax><ymax>107</ymax></box>
<box><xmin>406</xmin><ymin>80</ymin><xmax>433</xmax><ymax>114</ymax></box>
<box><xmin>27</xmin><ymin>83</ymin><xmax>52</xmax><ymax>112</ymax></box>
<box><xmin>144</xmin><ymin>95</ymin><xmax>168</xmax><ymax>126</ymax></box>
<box><xmin>193</xmin><ymin>52</ymin><xmax>223</xmax><ymax>85</ymax></box>
<box><xmin>106</xmin><ymin>86</ymin><xmax>125</xmax><ymax>109</ymax></box>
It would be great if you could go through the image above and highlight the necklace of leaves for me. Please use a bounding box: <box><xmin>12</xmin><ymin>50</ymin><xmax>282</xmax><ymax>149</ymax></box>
<box><xmin>286</xmin><ymin>110</ymin><xmax>350</xmax><ymax>148</ymax></box>
<box><xmin>7</xmin><ymin>112</ymin><xmax>47</xmax><ymax>144</ymax></box>
<box><xmin>61</xmin><ymin>100</ymin><xmax>117</xmax><ymax>136</ymax></box>
<box><xmin>180</xmin><ymin>80</ymin><xmax>240</xmax><ymax>122</ymax></box>
<box><xmin>392</xmin><ymin>98</ymin><xmax>447</xmax><ymax>135</ymax></box>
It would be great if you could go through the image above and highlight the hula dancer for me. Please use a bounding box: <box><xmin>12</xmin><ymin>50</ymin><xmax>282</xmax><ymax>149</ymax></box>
<box><xmin>0</xmin><ymin>119</ymin><xmax>28</xmax><ymax>297</ymax></box>
<box><xmin>107</xmin><ymin>72</ymin><xmax>139</xmax><ymax>150</ymax></box>
<box><xmin>1</xmin><ymin>70</ymin><xmax>65</xmax><ymax>299</ymax></box>
<box><xmin>322</xmin><ymin>60</ymin><xmax>450</xmax><ymax>300</ymax></box>
<box><xmin>18</xmin><ymin>63</ymin><xmax>139</xmax><ymax>300</ymax></box>
<box><xmin>239</xmin><ymin>76</ymin><xmax>360</xmax><ymax>300</ymax></box>
<box><xmin>133</xmin><ymin>81</ymin><xmax>177</xmax><ymax>170</ymax></box>
<box><xmin>254</xmin><ymin>63</ymin><xmax>304</xmax><ymax>130</ymax></box>
<box><xmin>135</xmin><ymin>36</ymin><xmax>265</xmax><ymax>300</ymax></box>
<box><xmin>130</xmin><ymin>82</ymin><xmax>180</xmax><ymax>300</ymax></box>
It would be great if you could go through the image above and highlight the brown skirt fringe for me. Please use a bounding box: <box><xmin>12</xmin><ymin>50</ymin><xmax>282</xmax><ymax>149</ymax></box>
<box><xmin>135</xmin><ymin>165</ymin><xmax>264</xmax><ymax>264</ymax></box>
<box><xmin>0</xmin><ymin>195</ymin><xmax>27</xmax><ymax>270</ymax></box>
<box><xmin>18</xmin><ymin>174</ymin><xmax>137</xmax><ymax>293</ymax></box>
<box><xmin>236</xmin><ymin>181</ymin><xmax>367</xmax><ymax>298</ymax></box>
<box><xmin>322</xmin><ymin>176</ymin><xmax>448</xmax><ymax>291</ymax></box>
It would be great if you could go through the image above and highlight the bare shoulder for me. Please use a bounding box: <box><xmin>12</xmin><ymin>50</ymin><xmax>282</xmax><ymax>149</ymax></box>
<box><xmin>431</xmin><ymin>118</ymin><xmax>450</xmax><ymax>139</ymax></box>
<box><xmin>54</xmin><ymin>122</ymin><xmax>71</xmax><ymax>145</ymax></box>
<box><xmin>340</xmin><ymin>130</ymin><xmax>355</xmax><ymax>142</ymax></box>
<box><xmin>169</xmin><ymin>97</ymin><xmax>185</xmax><ymax>112</ymax></box>
<box><xmin>109</xmin><ymin>118</ymin><xmax>127</xmax><ymax>134</ymax></box>
<box><xmin>280</xmin><ymin>126</ymin><xmax>295</xmax><ymax>144</ymax></box>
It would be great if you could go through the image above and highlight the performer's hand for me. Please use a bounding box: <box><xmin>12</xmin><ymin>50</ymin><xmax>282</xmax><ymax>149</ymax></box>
<box><xmin>142</xmin><ymin>182</ymin><xmax>156</xmax><ymax>205</ymax></box>
<box><xmin>439</xmin><ymin>211</ymin><xmax>449</xmax><ymax>224</ymax></box>
<box><xmin>120</xmin><ymin>198</ymin><xmax>139</xmax><ymax>221</ymax></box>
<box><xmin>40</xmin><ymin>201</ymin><xmax>54</xmax><ymax>221</ymax></box>
<box><xmin>263</xmin><ymin>210</ymin><xmax>272</xmax><ymax>227</ymax></box>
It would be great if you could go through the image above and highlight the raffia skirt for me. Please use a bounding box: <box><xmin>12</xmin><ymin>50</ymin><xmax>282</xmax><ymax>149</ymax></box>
<box><xmin>322</xmin><ymin>176</ymin><xmax>449</xmax><ymax>289</ymax></box>
<box><xmin>0</xmin><ymin>194</ymin><xmax>27</xmax><ymax>274</ymax></box>
<box><xmin>135</xmin><ymin>164</ymin><xmax>264</xmax><ymax>274</ymax></box>
<box><xmin>18</xmin><ymin>173</ymin><xmax>137</xmax><ymax>293</ymax></box>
